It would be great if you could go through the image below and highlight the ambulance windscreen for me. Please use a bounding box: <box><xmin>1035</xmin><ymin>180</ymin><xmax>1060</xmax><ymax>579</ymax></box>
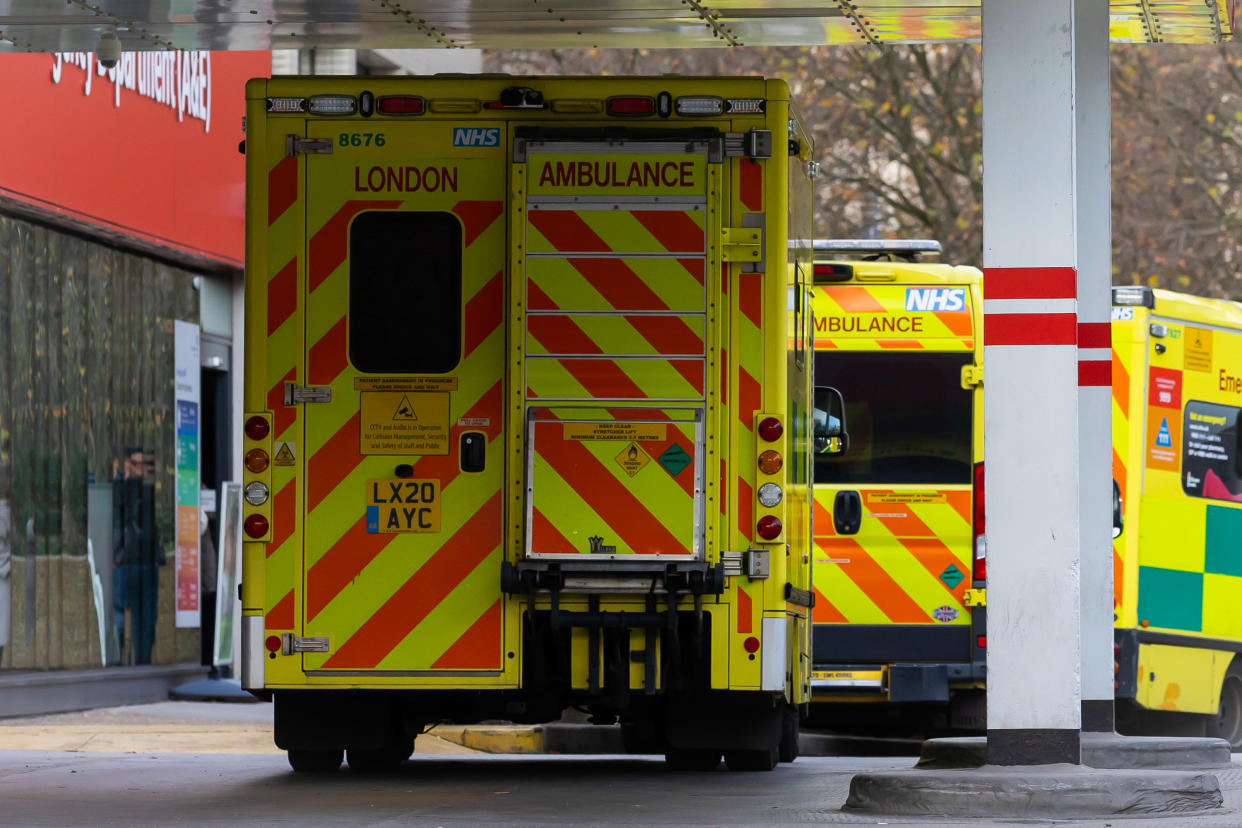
<box><xmin>813</xmin><ymin>352</ymin><xmax>972</xmax><ymax>485</ymax></box>
<box><xmin>349</xmin><ymin>210</ymin><xmax>462</xmax><ymax>374</ymax></box>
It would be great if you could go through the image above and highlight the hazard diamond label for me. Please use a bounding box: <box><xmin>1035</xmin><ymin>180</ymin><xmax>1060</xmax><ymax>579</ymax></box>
<box><xmin>615</xmin><ymin>441</ymin><xmax>651</xmax><ymax>477</ymax></box>
<box><xmin>940</xmin><ymin>564</ymin><xmax>964</xmax><ymax>589</ymax></box>
<box><xmin>657</xmin><ymin>443</ymin><xmax>692</xmax><ymax>477</ymax></box>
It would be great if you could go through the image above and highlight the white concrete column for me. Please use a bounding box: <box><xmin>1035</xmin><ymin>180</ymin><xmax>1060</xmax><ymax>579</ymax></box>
<box><xmin>1074</xmin><ymin>0</ymin><xmax>1116</xmax><ymax>734</ymax></box>
<box><xmin>982</xmin><ymin>0</ymin><xmax>1082</xmax><ymax>764</ymax></box>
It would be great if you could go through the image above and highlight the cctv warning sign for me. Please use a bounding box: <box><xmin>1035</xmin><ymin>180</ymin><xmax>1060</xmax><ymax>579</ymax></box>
<box><xmin>360</xmin><ymin>391</ymin><xmax>449</xmax><ymax>455</ymax></box>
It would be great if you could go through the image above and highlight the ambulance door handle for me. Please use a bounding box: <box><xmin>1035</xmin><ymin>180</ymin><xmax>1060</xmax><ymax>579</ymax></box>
<box><xmin>833</xmin><ymin>490</ymin><xmax>862</xmax><ymax>535</ymax></box>
<box><xmin>460</xmin><ymin>431</ymin><xmax>486</xmax><ymax>473</ymax></box>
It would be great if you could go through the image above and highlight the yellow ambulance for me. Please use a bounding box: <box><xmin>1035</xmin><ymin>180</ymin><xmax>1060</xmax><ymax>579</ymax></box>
<box><xmin>1111</xmin><ymin>285</ymin><xmax>1242</xmax><ymax>749</ymax></box>
<box><xmin>238</xmin><ymin>75</ymin><xmax>820</xmax><ymax>772</ymax></box>
<box><xmin>807</xmin><ymin>240</ymin><xmax>987</xmax><ymax>733</ymax></box>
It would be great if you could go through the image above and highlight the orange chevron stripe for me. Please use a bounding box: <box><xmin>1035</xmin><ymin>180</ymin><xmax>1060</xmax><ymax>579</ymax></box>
<box><xmin>630</xmin><ymin>210</ymin><xmax>705</xmax><ymax>253</ymax></box>
<box><xmin>532</xmin><ymin>506</ymin><xmax>578</xmax><ymax>555</ymax></box>
<box><xmin>267</xmin><ymin>368</ymin><xmax>297</xmax><ymax>438</ymax></box>
<box><xmin>1113</xmin><ymin>350</ymin><xmax>1130</xmax><ymax>419</ymax></box>
<box><xmin>464</xmin><ymin>270</ymin><xmax>503</xmax><ymax>358</ymax></box>
<box><xmin>830</xmin><ymin>287</ymin><xmax>887</xmax><ymax>314</ymax></box>
<box><xmin>432</xmin><ymin>600</ymin><xmax>502</xmax><ymax>669</ymax></box>
<box><xmin>739</xmin><ymin>273</ymin><xmax>762</xmax><ymax>328</ymax></box>
<box><xmin>451</xmin><ymin>200</ymin><xmax>504</xmax><ymax>246</ymax></box>
<box><xmin>322</xmin><ymin>491</ymin><xmax>503</xmax><ymax>668</ymax></box>
<box><xmin>528</xmin><ymin>210</ymin><xmax>611</xmax><ymax>253</ymax></box>
<box><xmin>308</xmin><ymin>316</ymin><xmax>347</xmax><ymax>386</ymax></box>
<box><xmin>267</xmin><ymin>590</ymin><xmax>294</xmax><ymax>630</ymax></box>
<box><xmin>934</xmin><ymin>310</ymin><xmax>973</xmax><ymax>337</ymax></box>
<box><xmin>268</xmin><ymin>156</ymin><xmax>298</xmax><ymax>226</ymax></box>
<box><xmin>875</xmin><ymin>339</ymin><xmax>924</xmax><ymax>349</ymax></box>
<box><xmin>307</xmin><ymin>411</ymin><xmax>361</xmax><ymax>514</ymax></box>
<box><xmin>819</xmin><ymin>537</ymin><xmax>932</xmax><ymax>622</ymax></box>
<box><xmin>737</xmin><ymin>585</ymin><xmax>752</xmax><ymax>634</ymax></box>
<box><xmin>535</xmin><ymin>433</ymin><xmax>689</xmax><ymax>555</ymax></box>
<box><xmin>1113</xmin><ymin>447</ymin><xmax>1127</xmax><ymax>503</ymax></box>
<box><xmin>308</xmin><ymin>200</ymin><xmax>401</xmax><ymax>292</ymax></box>
<box><xmin>267</xmin><ymin>258</ymin><xmax>297</xmax><ymax>336</ymax></box>
<box><xmin>266</xmin><ymin>481</ymin><xmax>296</xmax><ymax>559</ymax></box>
<box><xmin>813</xmin><ymin>498</ymin><xmax>836</xmax><ymax>537</ymax></box>
<box><xmin>946</xmin><ymin>490</ymin><xmax>972</xmax><ymax>527</ymax></box>
<box><xmin>898</xmin><ymin>538</ymin><xmax>968</xmax><ymax>602</ymax></box>
<box><xmin>812</xmin><ymin>587</ymin><xmax>848</xmax><ymax>624</ymax></box>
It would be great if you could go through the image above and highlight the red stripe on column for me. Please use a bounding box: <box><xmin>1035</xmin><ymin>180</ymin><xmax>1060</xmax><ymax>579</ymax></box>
<box><xmin>464</xmin><ymin>270</ymin><xmax>504</xmax><ymax>358</ymax></box>
<box><xmin>740</xmin><ymin>158</ymin><xmax>763</xmax><ymax>211</ymax></box>
<box><xmin>984</xmin><ymin>313</ymin><xmax>1077</xmax><ymax>346</ymax></box>
<box><xmin>265</xmin><ymin>481</ymin><xmax>296</xmax><ymax>558</ymax></box>
<box><xmin>984</xmin><ymin>267</ymin><xmax>1077</xmax><ymax>299</ymax></box>
<box><xmin>630</xmin><ymin>210</ymin><xmax>705</xmax><ymax>253</ymax></box>
<box><xmin>738</xmin><ymin>478</ymin><xmax>753</xmax><ymax>543</ymax></box>
<box><xmin>432</xmin><ymin>600</ymin><xmax>502</xmax><ymax>670</ymax></box>
<box><xmin>323</xmin><ymin>493</ymin><xmax>503</xmax><ymax>668</ymax></box>
<box><xmin>1078</xmin><ymin>360</ymin><xmax>1112</xmax><ymax>387</ymax></box>
<box><xmin>308</xmin><ymin>316</ymin><xmax>348</xmax><ymax>385</ymax></box>
<box><xmin>452</xmin><ymin>200</ymin><xmax>504</xmax><ymax>246</ymax></box>
<box><xmin>1078</xmin><ymin>321</ymin><xmax>1111</xmax><ymax>348</ymax></box>
<box><xmin>529</xmin><ymin>210</ymin><xmax>611</xmax><ymax>252</ymax></box>
<box><xmin>267</xmin><ymin>590</ymin><xmax>294</xmax><ymax>630</ymax></box>
<box><xmin>308</xmin><ymin>200</ymin><xmax>402</xmax><ymax>292</ymax></box>
<box><xmin>267</xmin><ymin>258</ymin><xmax>298</xmax><ymax>336</ymax></box>
<box><xmin>268</xmin><ymin>369</ymin><xmax>297</xmax><ymax>438</ymax></box>
<box><xmin>719</xmin><ymin>459</ymin><xmax>727</xmax><ymax>516</ymax></box>
<box><xmin>268</xmin><ymin>157</ymin><xmax>298</xmax><ymax>226</ymax></box>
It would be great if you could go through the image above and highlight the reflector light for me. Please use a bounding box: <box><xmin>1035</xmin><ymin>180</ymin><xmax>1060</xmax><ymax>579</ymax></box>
<box><xmin>726</xmin><ymin>98</ymin><xmax>765</xmax><ymax>115</ymax></box>
<box><xmin>377</xmin><ymin>95</ymin><xmax>425</xmax><ymax>115</ymax></box>
<box><xmin>244</xmin><ymin>416</ymin><xmax>270</xmax><ymax>441</ymax></box>
<box><xmin>756</xmin><ymin>515</ymin><xmax>782</xmax><ymax>540</ymax></box>
<box><xmin>244</xmin><ymin>448</ymin><xmax>270</xmax><ymax>473</ymax></box>
<box><xmin>757</xmin><ymin>482</ymin><xmax>783</xmax><ymax>508</ymax></box>
<box><xmin>244</xmin><ymin>481</ymin><xmax>270</xmax><ymax>507</ymax></box>
<box><xmin>675</xmin><ymin>96</ymin><xmax>725</xmax><ymax>116</ymax></box>
<box><xmin>308</xmin><ymin>95</ymin><xmax>357</xmax><ymax>115</ymax></box>
<box><xmin>976</xmin><ymin>635</ymin><xmax>987</xmax><ymax>650</ymax></box>
<box><xmin>265</xmin><ymin>635</ymin><xmax>282</xmax><ymax>652</ymax></box>
<box><xmin>758</xmin><ymin>417</ymin><xmax>783</xmax><ymax>442</ymax></box>
<box><xmin>266</xmin><ymin>97</ymin><xmax>305</xmax><ymax>113</ymax></box>
<box><xmin>757</xmin><ymin>450</ymin><xmax>783</xmax><ymax>475</ymax></box>
<box><xmin>606</xmin><ymin>96</ymin><xmax>656</xmax><ymax>117</ymax></box>
<box><xmin>244</xmin><ymin>514</ymin><xmax>269</xmax><ymax>539</ymax></box>
<box><xmin>743</xmin><ymin>636</ymin><xmax>761</xmax><ymax>653</ymax></box>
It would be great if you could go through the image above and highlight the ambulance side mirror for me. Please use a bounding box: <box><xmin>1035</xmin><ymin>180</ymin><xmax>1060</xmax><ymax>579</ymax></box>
<box><xmin>814</xmin><ymin>386</ymin><xmax>848</xmax><ymax>455</ymax></box>
<box><xmin>1112</xmin><ymin>479</ymin><xmax>1123</xmax><ymax>539</ymax></box>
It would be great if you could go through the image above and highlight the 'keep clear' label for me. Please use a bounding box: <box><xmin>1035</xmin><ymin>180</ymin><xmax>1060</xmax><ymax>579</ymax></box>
<box><xmin>359</xmin><ymin>391</ymin><xmax>450</xmax><ymax>455</ymax></box>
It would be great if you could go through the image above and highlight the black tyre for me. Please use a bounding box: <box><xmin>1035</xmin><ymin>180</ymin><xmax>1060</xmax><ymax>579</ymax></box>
<box><xmin>1209</xmin><ymin>663</ymin><xmax>1242</xmax><ymax>750</ymax></box>
<box><xmin>664</xmin><ymin>747</ymin><xmax>721</xmax><ymax>771</ymax></box>
<box><xmin>347</xmin><ymin>737</ymin><xmax>415</xmax><ymax>773</ymax></box>
<box><xmin>725</xmin><ymin>745</ymin><xmax>778</xmax><ymax>772</ymax></box>
<box><xmin>287</xmin><ymin>748</ymin><xmax>343</xmax><ymax>773</ymax></box>
<box><xmin>778</xmin><ymin>707</ymin><xmax>799</xmax><ymax>763</ymax></box>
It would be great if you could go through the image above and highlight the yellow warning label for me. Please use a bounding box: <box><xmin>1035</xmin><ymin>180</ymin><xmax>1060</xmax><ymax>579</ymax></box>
<box><xmin>812</xmin><ymin>669</ymin><xmax>883</xmax><ymax>682</ymax></box>
<box><xmin>366</xmin><ymin>478</ymin><xmax>440</xmax><ymax>533</ymax></box>
<box><xmin>564</xmin><ymin>422</ymin><xmax>668</xmax><ymax>442</ymax></box>
<box><xmin>1184</xmin><ymin>326</ymin><xmax>1213</xmax><ymax>372</ymax></box>
<box><xmin>614</xmin><ymin>441</ymin><xmax>651</xmax><ymax>477</ymax></box>
<box><xmin>272</xmin><ymin>441</ymin><xmax>296</xmax><ymax>467</ymax></box>
<box><xmin>354</xmin><ymin>377</ymin><xmax>459</xmax><ymax>392</ymax></box>
<box><xmin>865</xmin><ymin>492</ymin><xmax>947</xmax><ymax>505</ymax></box>
<box><xmin>360</xmin><ymin>391</ymin><xmax>450</xmax><ymax>456</ymax></box>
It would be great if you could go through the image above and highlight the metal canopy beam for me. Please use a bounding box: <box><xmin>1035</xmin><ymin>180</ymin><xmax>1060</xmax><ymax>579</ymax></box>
<box><xmin>0</xmin><ymin>0</ymin><xmax>1232</xmax><ymax>54</ymax></box>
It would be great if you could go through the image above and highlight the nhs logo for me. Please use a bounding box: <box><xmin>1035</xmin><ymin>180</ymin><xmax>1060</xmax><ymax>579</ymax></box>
<box><xmin>905</xmin><ymin>288</ymin><xmax>966</xmax><ymax>312</ymax></box>
<box><xmin>453</xmin><ymin>127</ymin><xmax>500</xmax><ymax>147</ymax></box>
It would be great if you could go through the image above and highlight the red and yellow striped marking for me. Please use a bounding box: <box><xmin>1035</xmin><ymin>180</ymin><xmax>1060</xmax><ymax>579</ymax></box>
<box><xmin>811</xmin><ymin>284</ymin><xmax>974</xmax><ymax>351</ymax></box>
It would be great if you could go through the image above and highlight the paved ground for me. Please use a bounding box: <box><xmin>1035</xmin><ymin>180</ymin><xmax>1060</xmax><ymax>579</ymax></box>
<box><xmin>1</xmin><ymin>702</ymin><xmax>1242</xmax><ymax>826</ymax></box>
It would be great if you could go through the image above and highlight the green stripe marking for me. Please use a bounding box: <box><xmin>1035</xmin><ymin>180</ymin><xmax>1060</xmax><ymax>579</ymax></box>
<box><xmin>1204</xmin><ymin>505</ymin><xmax>1242</xmax><ymax>577</ymax></box>
<box><xmin>1137</xmin><ymin>566</ymin><xmax>1203</xmax><ymax>633</ymax></box>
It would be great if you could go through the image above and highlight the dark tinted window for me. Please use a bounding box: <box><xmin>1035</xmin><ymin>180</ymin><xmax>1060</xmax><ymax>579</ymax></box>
<box><xmin>1182</xmin><ymin>400</ymin><xmax>1242</xmax><ymax>502</ymax></box>
<box><xmin>814</xmin><ymin>352</ymin><xmax>973</xmax><ymax>484</ymax></box>
<box><xmin>349</xmin><ymin>211</ymin><xmax>462</xmax><ymax>374</ymax></box>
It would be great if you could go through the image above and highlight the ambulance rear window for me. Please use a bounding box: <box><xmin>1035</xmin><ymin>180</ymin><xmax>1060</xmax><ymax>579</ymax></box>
<box><xmin>349</xmin><ymin>211</ymin><xmax>462</xmax><ymax>374</ymax></box>
<box><xmin>814</xmin><ymin>352</ymin><xmax>973</xmax><ymax>485</ymax></box>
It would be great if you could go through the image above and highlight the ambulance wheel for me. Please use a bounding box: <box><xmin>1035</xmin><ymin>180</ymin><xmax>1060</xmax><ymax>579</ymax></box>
<box><xmin>664</xmin><ymin>748</ymin><xmax>721</xmax><ymax>771</ymax></box>
<box><xmin>778</xmin><ymin>707</ymin><xmax>800</xmax><ymax>763</ymax></box>
<box><xmin>287</xmin><ymin>748</ymin><xmax>343</xmax><ymax>773</ymax></box>
<box><xmin>1209</xmin><ymin>663</ymin><xmax>1242</xmax><ymax>750</ymax></box>
<box><xmin>725</xmin><ymin>745</ymin><xmax>779</xmax><ymax>772</ymax></box>
<box><xmin>347</xmin><ymin>737</ymin><xmax>414</xmax><ymax>773</ymax></box>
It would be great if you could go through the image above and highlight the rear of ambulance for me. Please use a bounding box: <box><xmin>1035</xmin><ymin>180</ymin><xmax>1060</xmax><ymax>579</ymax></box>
<box><xmin>807</xmin><ymin>242</ymin><xmax>986</xmax><ymax>733</ymax></box>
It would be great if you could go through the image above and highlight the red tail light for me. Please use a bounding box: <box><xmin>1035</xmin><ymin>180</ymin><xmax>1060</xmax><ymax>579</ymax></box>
<box><xmin>976</xmin><ymin>635</ymin><xmax>987</xmax><ymax>649</ymax></box>
<box><xmin>972</xmin><ymin>462</ymin><xmax>986</xmax><ymax>582</ymax></box>
<box><xmin>244</xmin><ymin>514</ymin><xmax>269</xmax><ymax>539</ymax></box>
<box><xmin>756</xmin><ymin>515</ymin><xmax>782</xmax><ymax>540</ymax></box>
<box><xmin>606</xmin><ymin>96</ymin><xmax>655</xmax><ymax>117</ymax></box>
<box><xmin>377</xmin><ymin>95</ymin><xmax>425</xmax><ymax>115</ymax></box>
